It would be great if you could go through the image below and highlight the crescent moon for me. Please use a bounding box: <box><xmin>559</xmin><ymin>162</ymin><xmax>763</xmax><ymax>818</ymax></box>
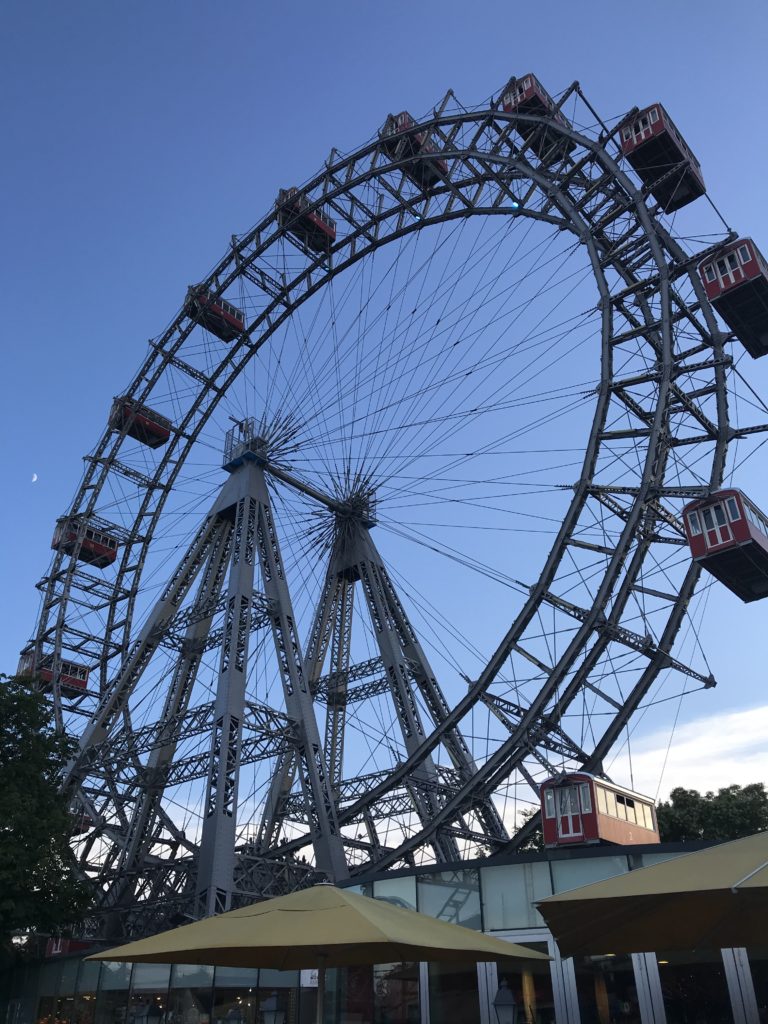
<box><xmin>31</xmin><ymin>473</ymin><xmax>38</xmax><ymax>483</ymax></box>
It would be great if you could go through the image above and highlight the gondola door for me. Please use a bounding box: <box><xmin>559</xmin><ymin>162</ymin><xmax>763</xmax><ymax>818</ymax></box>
<box><xmin>556</xmin><ymin>784</ymin><xmax>583</xmax><ymax>841</ymax></box>
<box><xmin>701</xmin><ymin>502</ymin><xmax>733</xmax><ymax>549</ymax></box>
<box><xmin>715</xmin><ymin>251</ymin><xmax>746</xmax><ymax>290</ymax></box>
<box><xmin>630</xmin><ymin>111</ymin><xmax>654</xmax><ymax>147</ymax></box>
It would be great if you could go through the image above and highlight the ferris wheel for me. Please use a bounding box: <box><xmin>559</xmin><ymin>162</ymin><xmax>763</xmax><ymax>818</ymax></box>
<box><xmin>21</xmin><ymin>73</ymin><xmax>768</xmax><ymax>939</ymax></box>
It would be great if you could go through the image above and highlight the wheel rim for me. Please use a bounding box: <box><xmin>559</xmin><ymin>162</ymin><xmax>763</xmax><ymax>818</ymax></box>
<box><xmin>29</xmin><ymin>97</ymin><xmax>731</xmax><ymax>933</ymax></box>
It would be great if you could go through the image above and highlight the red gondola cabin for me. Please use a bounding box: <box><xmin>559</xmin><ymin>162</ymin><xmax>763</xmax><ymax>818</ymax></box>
<box><xmin>277</xmin><ymin>188</ymin><xmax>336</xmax><ymax>254</ymax></box>
<box><xmin>17</xmin><ymin>649</ymin><xmax>90</xmax><ymax>694</ymax></box>
<box><xmin>69</xmin><ymin>810</ymin><xmax>95</xmax><ymax>835</ymax></box>
<box><xmin>541</xmin><ymin>773</ymin><xmax>659</xmax><ymax>848</ymax></box>
<box><xmin>185</xmin><ymin>286</ymin><xmax>245</xmax><ymax>342</ymax></box>
<box><xmin>698</xmin><ymin>239</ymin><xmax>768</xmax><ymax>358</ymax></box>
<box><xmin>619</xmin><ymin>104</ymin><xmax>705</xmax><ymax>213</ymax></box>
<box><xmin>45</xmin><ymin>938</ymin><xmax>94</xmax><ymax>958</ymax></box>
<box><xmin>683</xmin><ymin>489</ymin><xmax>768</xmax><ymax>602</ymax></box>
<box><xmin>501</xmin><ymin>74</ymin><xmax>576</xmax><ymax>161</ymax></box>
<box><xmin>380</xmin><ymin>112</ymin><xmax>449</xmax><ymax>189</ymax></box>
<box><xmin>52</xmin><ymin>517</ymin><xmax>118</xmax><ymax>568</ymax></box>
<box><xmin>110</xmin><ymin>396</ymin><xmax>172</xmax><ymax>448</ymax></box>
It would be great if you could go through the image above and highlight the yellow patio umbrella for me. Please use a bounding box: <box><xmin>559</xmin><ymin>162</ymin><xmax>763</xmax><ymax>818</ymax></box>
<box><xmin>536</xmin><ymin>830</ymin><xmax>768</xmax><ymax>956</ymax></box>
<box><xmin>89</xmin><ymin>883</ymin><xmax>548</xmax><ymax>1024</ymax></box>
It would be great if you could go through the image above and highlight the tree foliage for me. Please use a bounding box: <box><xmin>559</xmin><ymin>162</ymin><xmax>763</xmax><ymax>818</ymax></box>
<box><xmin>656</xmin><ymin>783</ymin><xmax>768</xmax><ymax>843</ymax></box>
<box><xmin>0</xmin><ymin>676</ymin><xmax>91</xmax><ymax>953</ymax></box>
<box><xmin>516</xmin><ymin>805</ymin><xmax>544</xmax><ymax>851</ymax></box>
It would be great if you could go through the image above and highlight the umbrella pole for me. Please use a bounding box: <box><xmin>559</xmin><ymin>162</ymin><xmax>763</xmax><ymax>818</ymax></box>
<box><xmin>315</xmin><ymin>957</ymin><xmax>327</xmax><ymax>1024</ymax></box>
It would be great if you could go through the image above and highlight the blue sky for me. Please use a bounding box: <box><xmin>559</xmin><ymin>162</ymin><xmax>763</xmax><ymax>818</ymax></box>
<box><xmin>2</xmin><ymin>0</ymin><xmax>768</xmax><ymax>801</ymax></box>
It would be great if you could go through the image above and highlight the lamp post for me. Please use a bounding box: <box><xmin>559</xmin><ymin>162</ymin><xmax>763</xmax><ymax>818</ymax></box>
<box><xmin>493</xmin><ymin>979</ymin><xmax>517</xmax><ymax>1024</ymax></box>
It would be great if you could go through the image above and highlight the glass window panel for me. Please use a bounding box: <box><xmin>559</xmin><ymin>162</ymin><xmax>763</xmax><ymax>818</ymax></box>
<box><xmin>551</xmin><ymin>855</ymin><xmax>628</xmax><ymax>893</ymax></box>
<box><xmin>297</xmin><ymin>970</ymin><xmax>319</xmax><ymax>1024</ymax></box>
<box><xmin>36</xmin><ymin>995</ymin><xmax>59</xmax><ymax>1024</ymax></box>
<box><xmin>656</xmin><ymin>949</ymin><xmax>734</xmax><ymax>1023</ymax></box>
<box><xmin>727</xmin><ymin>497</ymin><xmax>741</xmax><ymax>521</ymax></box>
<box><xmin>127</xmin><ymin>964</ymin><xmax>170</xmax><ymax>1024</ymax></box>
<box><xmin>213</xmin><ymin>969</ymin><xmax>298</xmax><ymax>1024</ymax></box>
<box><xmin>59</xmin><ymin>960</ymin><xmax>80</xmax><ymax>996</ymax></box>
<box><xmin>8</xmin><ymin>962</ymin><xmax>42</xmax><ymax>1024</ymax></box>
<box><xmin>54</xmin><ymin>965</ymin><xmax>79</xmax><ymax>1024</ymax></box>
<box><xmin>73</xmin><ymin>962</ymin><xmax>100</xmax><ymax>1024</ymax></box>
<box><xmin>615</xmin><ymin>795</ymin><xmax>627</xmax><ymax>820</ymax></box>
<box><xmin>596</xmin><ymin>786</ymin><xmax>608</xmax><ymax>814</ymax></box>
<box><xmin>639</xmin><ymin>851</ymin><xmax>685</xmax><ymax>868</ymax></box>
<box><xmin>130</xmin><ymin>965</ymin><xmax>170</xmax><ymax>992</ymax></box>
<box><xmin>212</xmin><ymin>967</ymin><xmax>260</xmax><ymax>990</ymax></box>
<box><xmin>167</xmin><ymin>965</ymin><xmax>214</xmax><ymax>1024</ymax></box>
<box><xmin>326</xmin><ymin>966</ymin><xmax>373</xmax><ymax>1024</ymax></box>
<box><xmin>702</xmin><ymin>507</ymin><xmax>714</xmax><ymax>530</ymax></box>
<box><xmin>497</xmin><ymin>941</ymin><xmax>557</xmax><ymax>1024</ymax></box>
<box><xmin>257</xmin><ymin>970</ymin><xmax>299</xmax><ymax>989</ymax></box>
<box><xmin>374</xmin><ymin>875</ymin><xmax>417</xmax><ymax>910</ymax></box>
<box><xmin>604</xmin><ymin>789</ymin><xmax>617</xmax><ymax>817</ymax></box>
<box><xmin>481</xmin><ymin>861</ymin><xmax>552</xmax><ymax>929</ymax></box>
<box><xmin>558</xmin><ymin>787</ymin><xmax>577</xmax><ymax>814</ymax></box>
<box><xmin>170</xmin><ymin>964</ymin><xmax>215</xmax><ymax>989</ymax></box>
<box><xmin>76</xmin><ymin>963</ymin><xmax>102</xmax><ymax>995</ymax></box>
<box><xmin>95</xmin><ymin>963</ymin><xmax>132</xmax><ymax>1024</ymax></box>
<box><xmin>705</xmin><ymin>264</ymin><xmax>716</xmax><ymax>282</ymax></box>
<box><xmin>213</xmin><ymin>988</ymin><xmax>258</xmax><ymax>1024</ymax></box>
<box><xmin>739</xmin><ymin>244</ymin><xmax>751</xmax><ymax>263</ymax></box>
<box><xmin>746</xmin><ymin>946</ymin><xmax>768</xmax><ymax>1022</ymax></box>
<box><xmin>624</xmin><ymin>799</ymin><xmax>637</xmax><ymax>824</ymax></box>
<box><xmin>428</xmin><ymin>963</ymin><xmax>480</xmax><ymax>1024</ymax></box>
<box><xmin>417</xmin><ymin>869</ymin><xmax>481</xmax><ymax>929</ymax></box>
<box><xmin>212</xmin><ymin>986</ymin><xmax>256</xmax><ymax>1024</ymax></box>
<box><xmin>714</xmin><ymin>504</ymin><xmax>727</xmax><ymax>526</ymax></box>
<box><xmin>688</xmin><ymin>511</ymin><xmax>701</xmax><ymax>534</ymax></box>
<box><xmin>571</xmin><ymin>954</ymin><xmax>642</xmax><ymax>1024</ymax></box>
<box><xmin>544</xmin><ymin>789</ymin><xmax>556</xmax><ymax>818</ymax></box>
<box><xmin>579</xmin><ymin>783</ymin><xmax>592</xmax><ymax>814</ymax></box>
<box><xmin>373</xmin><ymin>962</ymin><xmax>419</xmax><ymax>1024</ymax></box>
<box><xmin>99</xmin><ymin>963</ymin><xmax>133</xmax><ymax>992</ymax></box>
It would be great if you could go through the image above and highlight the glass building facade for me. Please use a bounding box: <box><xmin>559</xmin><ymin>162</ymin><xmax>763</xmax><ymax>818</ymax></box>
<box><xmin>3</xmin><ymin>844</ymin><xmax>766</xmax><ymax>1024</ymax></box>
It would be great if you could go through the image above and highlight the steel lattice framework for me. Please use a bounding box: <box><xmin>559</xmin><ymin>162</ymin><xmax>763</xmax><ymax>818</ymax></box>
<box><xmin>23</xmin><ymin>81</ymin><xmax>768</xmax><ymax>939</ymax></box>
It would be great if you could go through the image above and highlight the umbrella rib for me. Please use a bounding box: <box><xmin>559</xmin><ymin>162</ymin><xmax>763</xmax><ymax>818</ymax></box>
<box><xmin>730</xmin><ymin>857</ymin><xmax>768</xmax><ymax>892</ymax></box>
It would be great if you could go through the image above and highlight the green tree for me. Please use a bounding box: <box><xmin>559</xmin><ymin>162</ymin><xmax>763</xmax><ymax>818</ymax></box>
<box><xmin>656</xmin><ymin>783</ymin><xmax>768</xmax><ymax>842</ymax></box>
<box><xmin>516</xmin><ymin>805</ymin><xmax>544</xmax><ymax>851</ymax></box>
<box><xmin>0</xmin><ymin>675</ymin><xmax>91</xmax><ymax>957</ymax></box>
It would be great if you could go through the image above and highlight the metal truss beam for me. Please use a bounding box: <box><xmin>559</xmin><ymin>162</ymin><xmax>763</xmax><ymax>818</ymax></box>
<box><xmin>264</xmin><ymin>461</ymin><xmax>509</xmax><ymax>860</ymax></box>
<box><xmin>243</xmin><ymin>456</ymin><xmax>349</xmax><ymax>884</ymax></box>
